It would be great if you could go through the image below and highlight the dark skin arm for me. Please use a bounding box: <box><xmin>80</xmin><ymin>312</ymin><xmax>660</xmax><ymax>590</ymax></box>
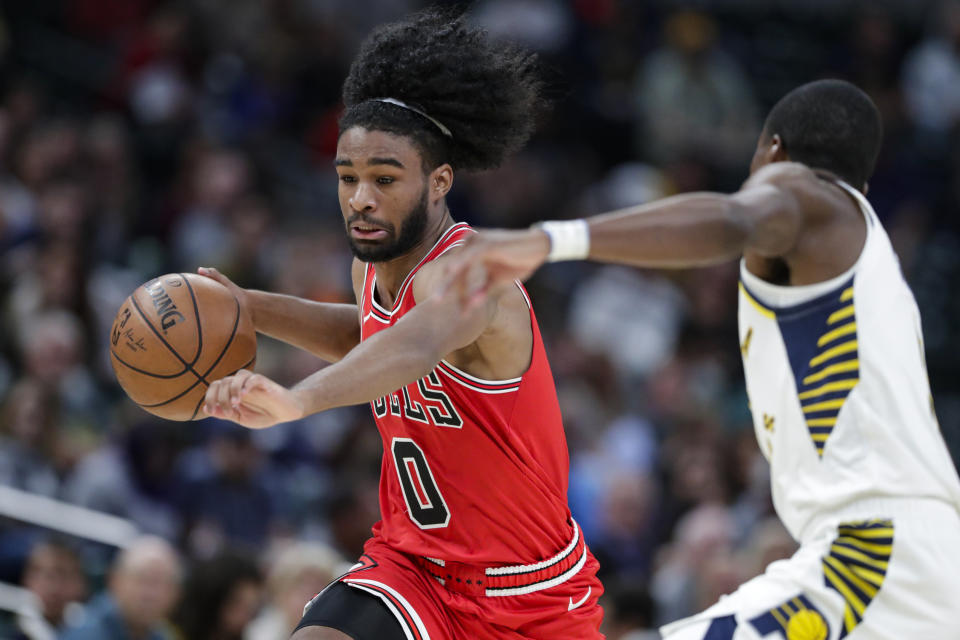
<box><xmin>198</xmin><ymin>260</ymin><xmax>364</xmax><ymax>362</ymax></box>
<box><xmin>449</xmin><ymin>162</ymin><xmax>867</xmax><ymax>295</ymax></box>
<box><xmin>200</xmin><ymin>250</ymin><xmax>533</xmax><ymax>428</ymax></box>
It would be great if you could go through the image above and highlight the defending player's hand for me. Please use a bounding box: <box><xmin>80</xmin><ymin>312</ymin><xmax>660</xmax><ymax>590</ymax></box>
<box><xmin>203</xmin><ymin>369</ymin><xmax>305</xmax><ymax>429</ymax></box>
<box><xmin>446</xmin><ymin>228</ymin><xmax>551</xmax><ymax>308</ymax></box>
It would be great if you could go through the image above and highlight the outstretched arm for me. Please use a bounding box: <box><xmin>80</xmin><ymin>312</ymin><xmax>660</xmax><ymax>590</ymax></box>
<box><xmin>450</xmin><ymin>163</ymin><xmax>810</xmax><ymax>295</ymax></box>
<box><xmin>581</xmin><ymin>181</ymin><xmax>802</xmax><ymax>267</ymax></box>
<box><xmin>202</xmin><ymin>260</ymin><xmax>498</xmax><ymax>428</ymax></box>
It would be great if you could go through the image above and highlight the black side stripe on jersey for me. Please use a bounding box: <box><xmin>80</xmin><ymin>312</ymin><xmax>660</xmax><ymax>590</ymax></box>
<box><xmin>342</xmin><ymin>578</ymin><xmax>428</xmax><ymax>640</ymax></box>
<box><xmin>436</xmin><ymin>360</ymin><xmax>521</xmax><ymax>394</ymax></box>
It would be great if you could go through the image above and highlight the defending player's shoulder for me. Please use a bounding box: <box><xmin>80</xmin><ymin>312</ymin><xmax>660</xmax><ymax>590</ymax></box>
<box><xmin>744</xmin><ymin>162</ymin><xmax>860</xmax><ymax>225</ymax></box>
<box><xmin>743</xmin><ymin>160</ymin><xmax>814</xmax><ymax>188</ymax></box>
<box><xmin>737</xmin><ymin>162</ymin><xmax>864</xmax><ymax>259</ymax></box>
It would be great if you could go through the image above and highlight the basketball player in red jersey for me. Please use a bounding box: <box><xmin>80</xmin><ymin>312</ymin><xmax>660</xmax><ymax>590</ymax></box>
<box><xmin>200</xmin><ymin>9</ymin><xmax>604</xmax><ymax>640</ymax></box>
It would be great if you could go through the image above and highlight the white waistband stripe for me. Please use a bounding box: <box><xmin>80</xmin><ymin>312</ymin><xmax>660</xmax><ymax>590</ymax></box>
<box><xmin>486</xmin><ymin>520</ymin><xmax>580</xmax><ymax>576</ymax></box>
<box><xmin>485</xmin><ymin>549</ymin><xmax>588</xmax><ymax>597</ymax></box>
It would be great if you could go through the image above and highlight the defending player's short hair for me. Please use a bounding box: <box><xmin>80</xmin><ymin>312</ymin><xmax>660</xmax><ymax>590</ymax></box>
<box><xmin>763</xmin><ymin>80</ymin><xmax>882</xmax><ymax>188</ymax></box>
<box><xmin>339</xmin><ymin>8</ymin><xmax>544</xmax><ymax>172</ymax></box>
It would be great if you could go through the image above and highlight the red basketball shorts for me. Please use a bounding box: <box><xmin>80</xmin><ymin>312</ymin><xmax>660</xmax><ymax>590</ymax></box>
<box><xmin>335</xmin><ymin>533</ymin><xmax>605</xmax><ymax>640</ymax></box>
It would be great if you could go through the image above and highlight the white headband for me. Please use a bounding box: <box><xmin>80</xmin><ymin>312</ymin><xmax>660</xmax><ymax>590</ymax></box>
<box><xmin>372</xmin><ymin>98</ymin><xmax>453</xmax><ymax>139</ymax></box>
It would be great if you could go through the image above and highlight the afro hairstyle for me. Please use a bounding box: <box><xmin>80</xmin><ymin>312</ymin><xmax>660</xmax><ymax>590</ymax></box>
<box><xmin>339</xmin><ymin>7</ymin><xmax>545</xmax><ymax>172</ymax></box>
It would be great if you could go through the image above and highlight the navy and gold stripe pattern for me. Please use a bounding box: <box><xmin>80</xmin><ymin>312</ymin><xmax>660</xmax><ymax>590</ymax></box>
<box><xmin>795</xmin><ymin>284</ymin><xmax>859</xmax><ymax>457</ymax></box>
<box><xmin>741</xmin><ymin>276</ymin><xmax>861</xmax><ymax>457</ymax></box>
<box><xmin>748</xmin><ymin>594</ymin><xmax>831</xmax><ymax>640</ymax></box>
<box><xmin>821</xmin><ymin>519</ymin><xmax>893</xmax><ymax>639</ymax></box>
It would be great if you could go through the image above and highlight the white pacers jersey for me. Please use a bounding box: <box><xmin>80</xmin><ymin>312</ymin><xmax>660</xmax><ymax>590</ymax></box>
<box><xmin>738</xmin><ymin>180</ymin><xmax>960</xmax><ymax>542</ymax></box>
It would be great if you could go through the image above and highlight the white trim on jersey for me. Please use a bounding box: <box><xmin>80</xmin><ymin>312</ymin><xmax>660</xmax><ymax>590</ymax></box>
<box><xmin>360</xmin><ymin>263</ymin><xmax>369</xmax><ymax>302</ymax></box>
<box><xmin>485</xmin><ymin>547</ymin><xmax>588</xmax><ymax>597</ymax></box>
<box><xmin>363</xmin><ymin>311</ymin><xmax>390</xmax><ymax>324</ymax></box>
<box><xmin>486</xmin><ymin>520</ymin><xmax>580</xmax><ymax>575</ymax></box>
<box><xmin>370</xmin><ymin>293</ymin><xmax>392</xmax><ymax>316</ymax></box>
<box><xmin>431</xmin><ymin>279</ymin><xmax>531</xmax><ymax>395</ymax></box>
<box><xmin>363</xmin><ymin>310</ymin><xmax>391</xmax><ymax>325</ymax></box>
<box><xmin>435</xmin><ymin>360</ymin><xmax>522</xmax><ymax>394</ymax></box>
<box><xmin>342</xmin><ymin>578</ymin><xmax>431</xmax><ymax>640</ymax></box>
<box><xmin>392</xmin><ymin>237</ymin><xmax>472</xmax><ymax>310</ymax></box>
<box><xmin>432</xmin><ymin>238</ymin><xmax>469</xmax><ymax>259</ymax></box>
<box><xmin>515</xmin><ymin>281</ymin><xmax>532</xmax><ymax>310</ymax></box>
<box><xmin>740</xmin><ymin>179</ymin><xmax>875</xmax><ymax>309</ymax></box>
<box><xmin>370</xmin><ymin>223</ymin><xmax>471</xmax><ymax>317</ymax></box>
<box><xmin>359</xmin><ymin>264</ymin><xmax>371</xmax><ymax>340</ymax></box>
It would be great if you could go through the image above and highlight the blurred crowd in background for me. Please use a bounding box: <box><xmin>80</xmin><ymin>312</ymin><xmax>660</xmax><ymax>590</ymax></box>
<box><xmin>1</xmin><ymin>0</ymin><xmax>959</xmax><ymax>638</ymax></box>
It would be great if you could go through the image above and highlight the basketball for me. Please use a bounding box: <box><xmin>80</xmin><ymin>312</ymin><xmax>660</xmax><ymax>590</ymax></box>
<box><xmin>109</xmin><ymin>273</ymin><xmax>257</xmax><ymax>421</ymax></box>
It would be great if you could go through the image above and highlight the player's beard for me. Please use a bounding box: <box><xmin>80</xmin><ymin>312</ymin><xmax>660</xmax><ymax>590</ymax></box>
<box><xmin>346</xmin><ymin>186</ymin><xmax>429</xmax><ymax>263</ymax></box>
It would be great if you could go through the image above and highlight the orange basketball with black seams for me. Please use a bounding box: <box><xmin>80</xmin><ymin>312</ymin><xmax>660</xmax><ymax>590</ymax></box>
<box><xmin>109</xmin><ymin>273</ymin><xmax>257</xmax><ymax>421</ymax></box>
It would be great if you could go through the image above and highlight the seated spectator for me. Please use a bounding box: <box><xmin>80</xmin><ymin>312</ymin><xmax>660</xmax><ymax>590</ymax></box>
<box><xmin>244</xmin><ymin>543</ymin><xmax>344</xmax><ymax>640</ymax></box>
<box><xmin>63</xmin><ymin>421</ymin><xmax>183</xmax><ymax>540</ymax></box>
<box><xmin>0</xmin><ymin>379</ymin><xmax>60</xmax><ymax>497</ymax></box>
<box><xmin>60</xmin><ymin>536</ymin><xmax>181</xmax><ymax>640</ymax></box>
<box><xmin>171</xmin><ymin>550</ymin><xmax>262</xmax><ymax>640</ymax></box>
<box><xmin>633</xmin><ymin>10</ymin><xmax>759</xmax><ymax>171</ymax></box>
<box><xmin>600</xmin><ymin>578</ymin><xmax>658</xmax><ymax>640</ymax></box>
<box><xmin>650</xmin><ymin>503</ymin><xmax>737</xmax><ymax>626</ymax></box>
<box><xmin>901</xmin><ymin>0</ymin><xmax>960</xmax><ymax>135</ymax></box>
<box><xmin>176</xmin><ymin>425</ymin><xmax>274</xmax><ymax>556</ymax></box>
<box><xmin>2</xmin><ymin>540</ymin><xmax>87</xmax><ymax>640</ymax></box>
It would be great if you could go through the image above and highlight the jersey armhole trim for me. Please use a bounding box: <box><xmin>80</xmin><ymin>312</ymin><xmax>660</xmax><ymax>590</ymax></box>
<box><xmin>436</xmin><ymin>360</ymin><xmax>521</xmax><ymax>393</ymax></box>
<box><xmin>739</xmin><ymin>179</ymin><xmax>875</xmax><ymax>309</ymax></box>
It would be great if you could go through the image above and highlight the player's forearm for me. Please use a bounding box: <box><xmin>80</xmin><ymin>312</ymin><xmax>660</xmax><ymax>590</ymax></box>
<box><xmin>247</xmin><ymin>290</ymin><xmax>360</xmax><ymax>362</ymax></box>
<box><xmin>290</xmin><ymin>321</ymin><xmax>441</xmax><ymax>415</ymax></box>
<box><xmin>583</xmin><ymin>193</ymin><xmax>752</xmax><ymax>268</ymax></box>
<box><xmin>287</xmin><ymin>289</ymin><xmax>491</xmax><ymax>415</ymax></box>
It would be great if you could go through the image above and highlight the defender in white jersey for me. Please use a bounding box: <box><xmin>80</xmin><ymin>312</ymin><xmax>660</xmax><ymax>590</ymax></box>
<box><xmin>450</xmin><ymin>79</ymin><xmax>960</xmax><ymax>639</ymax></box>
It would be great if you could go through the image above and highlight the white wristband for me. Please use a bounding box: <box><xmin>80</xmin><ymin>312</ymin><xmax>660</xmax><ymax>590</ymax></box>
<box><xmin>536</xmin><ymin>219</ymin><xmax>590</xmax><ymax>262</ymax></box>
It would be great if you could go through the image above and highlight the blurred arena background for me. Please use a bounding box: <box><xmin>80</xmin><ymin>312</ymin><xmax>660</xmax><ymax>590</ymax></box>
<box><xmin>1</xmin><ymin>1</ymin><xmax>959</xmax><ymax>638</ymax></box>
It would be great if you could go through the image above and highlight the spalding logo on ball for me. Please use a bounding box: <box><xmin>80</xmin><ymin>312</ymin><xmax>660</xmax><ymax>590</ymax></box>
<box><xmin>110</xmin><ymin>273</ymin><xmax>257</xmax><ymax>421</ymax></box>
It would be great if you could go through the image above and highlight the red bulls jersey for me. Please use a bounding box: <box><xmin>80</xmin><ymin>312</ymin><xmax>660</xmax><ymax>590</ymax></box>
<box><xmin>360</xmin><ymin>222</ymin><xmax>574</xmax><ymax>566</ymax></box>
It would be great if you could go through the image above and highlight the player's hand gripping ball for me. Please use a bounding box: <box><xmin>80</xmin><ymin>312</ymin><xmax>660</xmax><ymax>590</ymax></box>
<box><xmin>109</xmin><ymin>273</ymin><xmax>257</xmax><ymax>420</ymax></box>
